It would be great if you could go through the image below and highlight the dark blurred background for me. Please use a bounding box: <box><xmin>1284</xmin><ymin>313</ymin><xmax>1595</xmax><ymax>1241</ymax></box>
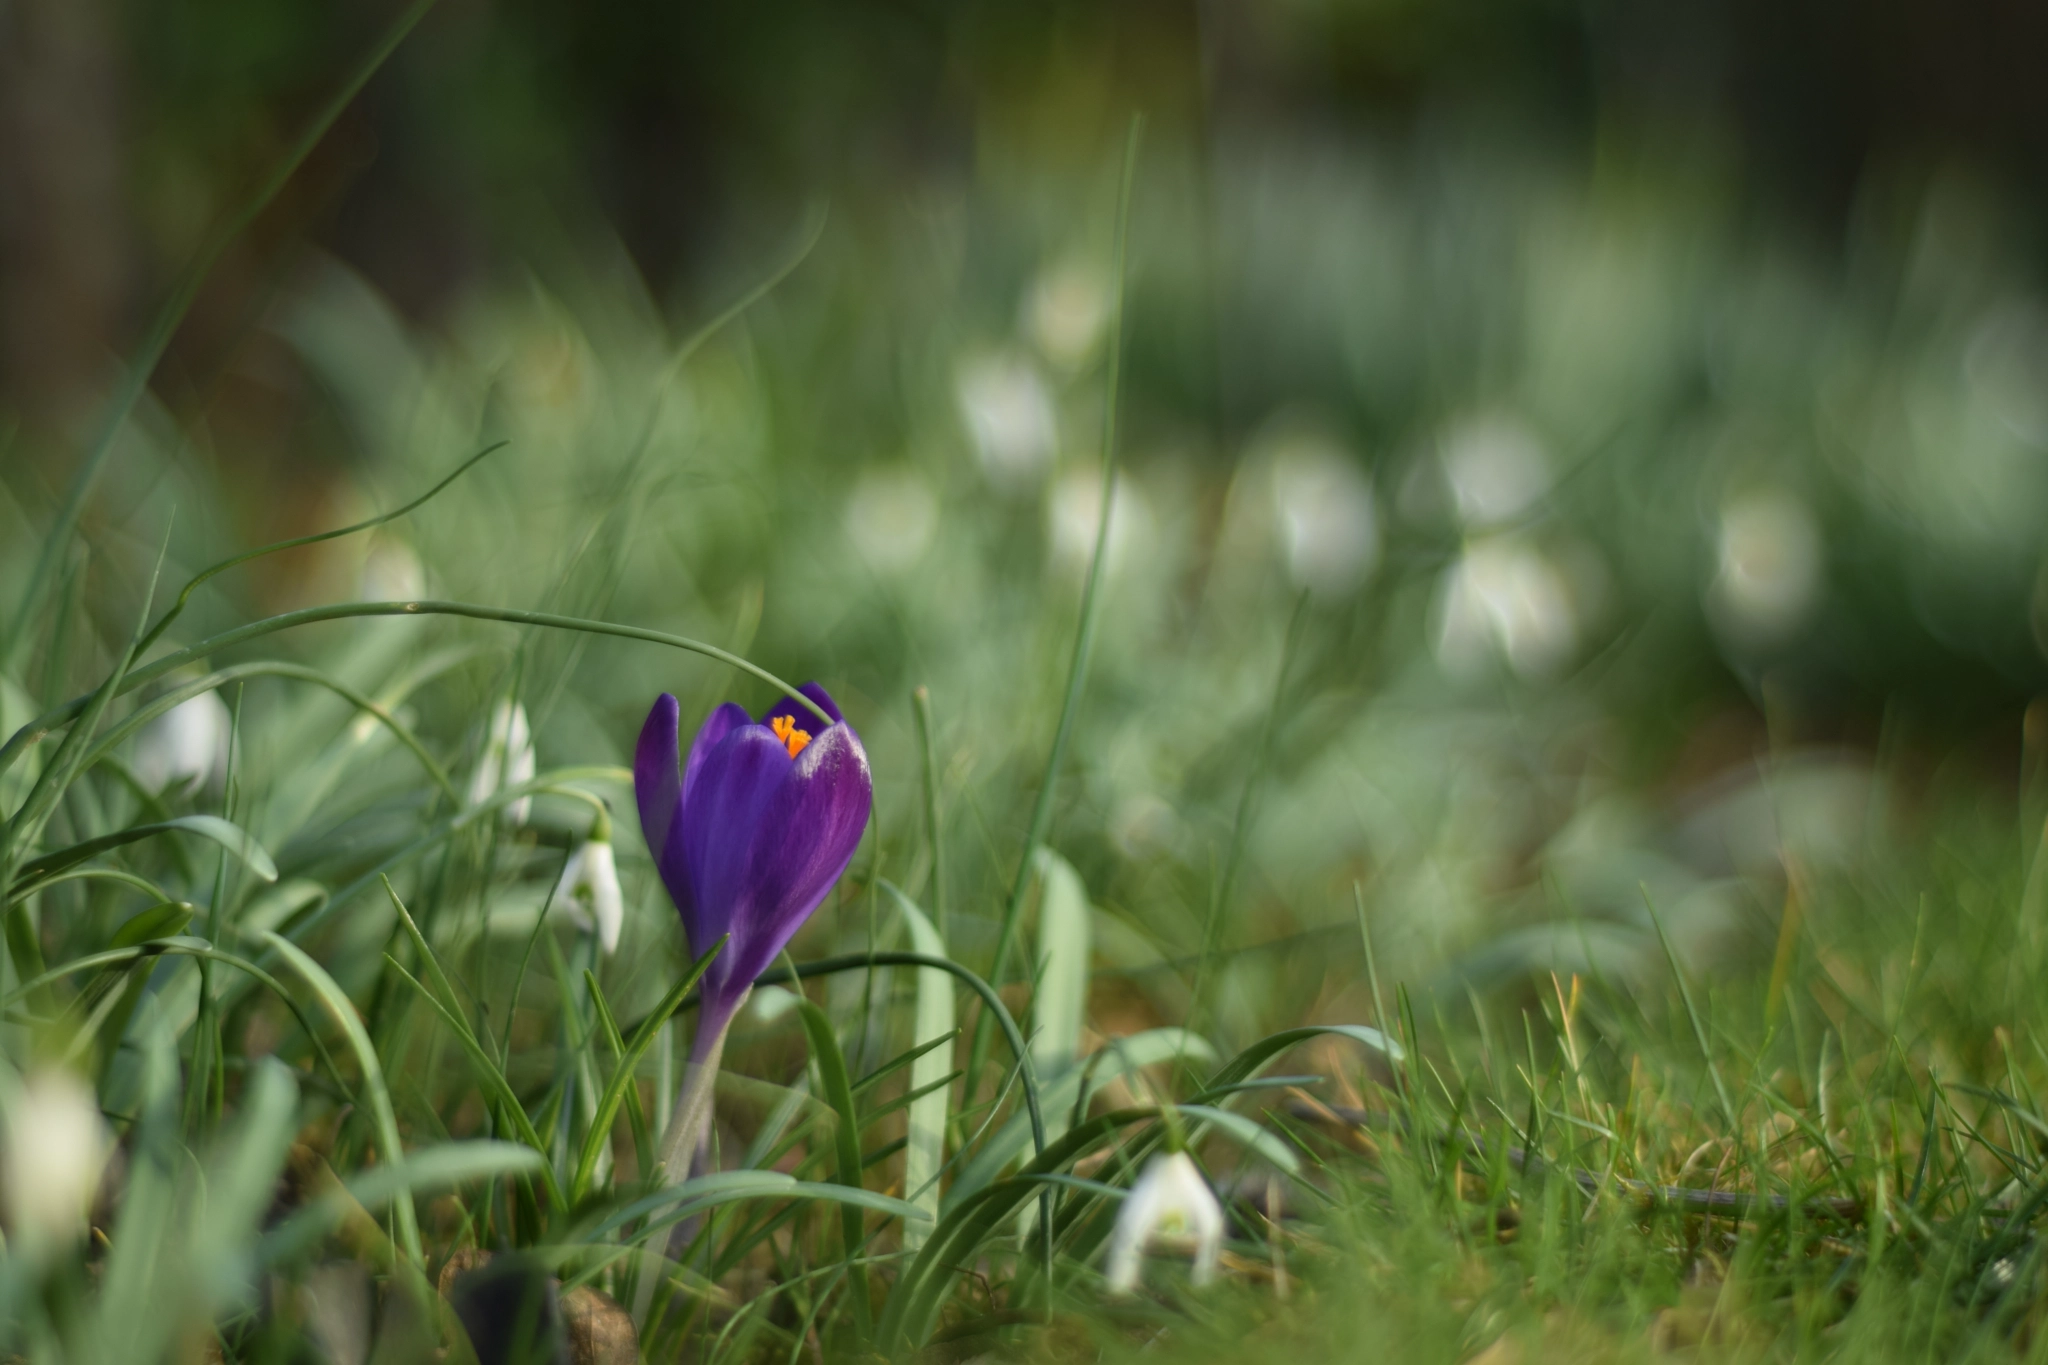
<box><xmin>12</xmin><ymin>0</ymin><xmax>2048</xmax><ymax>442</ymax></box>
<box><xmin>12</xmin><ymin>0</ymin><xmax>2048</xmax><ymax>1011</ymax></box>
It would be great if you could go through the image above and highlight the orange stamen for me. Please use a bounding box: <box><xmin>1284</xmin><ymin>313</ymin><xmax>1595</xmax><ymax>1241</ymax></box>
<box><xmin>771</xmin><ymin>714</ymin><xmax>813</xmax><ymax>758</ymax></box>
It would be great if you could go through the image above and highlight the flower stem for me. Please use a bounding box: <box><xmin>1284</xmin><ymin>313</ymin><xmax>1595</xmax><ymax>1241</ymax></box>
<box><xmin>655</xmin><ymin>988</ymin><xmax>748</xmax><ymax>1184</ymax></box>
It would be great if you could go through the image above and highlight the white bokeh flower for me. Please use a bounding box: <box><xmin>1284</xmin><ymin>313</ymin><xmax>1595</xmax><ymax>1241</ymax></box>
<box><xmin>1048</xmin><ymin>467</ymin><xmax>1151</xmax><ymax>578</ymax></box>
<box><xmin>1441</xmin><ymin>414</ymin><xmax>1551</xmax><ymax>528</ymax></box>
<box><xmin>1105</xmin><ymin>1151</ymin><xmax>1224</xmax><ymax>1295</ymax></box>
<box><xmin>468</xmin><ymin>700</ymin><xmax>535</xmax><ymax>826</ymax></box>
<box><xmin>1</xmin><ymin>1068</ymin><xmax>111</xmax><ymax>1252</ymax></box>
<box><xmin>1435</xmin><ymin>536</ymin><xmax>1580</xmax><ymax>680</ymax></box>
<box><xmin>956</xmin><ymin>351</ymin><xmax>1058</xmax><ymax>492</ymax></box>
<box><xmin>1271</xmin><ymin>438</ymin><xmax>1378</xmax><ymax>596</ymax></box>
<box><xmin>845</xmin><ymin>467</ymin><xmax>939</xmax><ymax>574</ymax></box>
<box><xmin>358</xmin><ymin>535</ymin><xmax>427</xmax><ymax>602</ymax></box>
<box><xmin>1708</xmin><ymin>488</ymin><xmax>1823</xmax><ymax>648</ymax></box>
<box><xmin>1024</xmin><ymin>259</ymin><xmax>1110</xmax><ymax>370</ymax></box>
<box><xmin>555</xmin><ymin>830</ymin><xmax>623</xmax><ymax>954</ymax></box>
<box><xmin>132</xmin><ymin>689</ymin><xmax>232</xmax><ymax>794</ymax></box>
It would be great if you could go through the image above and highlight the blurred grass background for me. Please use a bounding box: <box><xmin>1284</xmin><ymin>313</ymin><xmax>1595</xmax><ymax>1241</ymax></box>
<box><xmin>10</xmin><ymin>0</ymin><xmax>2048</xmax><ymax>1013</ymax></box>
<box><xmin>10</xmin><ymin>0</ymin><xmax>2048</xmax><ymax>1358</ymax></box>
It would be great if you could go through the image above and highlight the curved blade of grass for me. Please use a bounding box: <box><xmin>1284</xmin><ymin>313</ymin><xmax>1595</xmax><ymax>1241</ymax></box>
<box><xmin>382</xmin><ymin>957</ymin><xmax>564</xmax><ymax>1209</ymax></box>
<box><xmin>78</xmin><ymin>661</ymin><xmax>457</xmax><ymax>803</ymax></box>
<box><xmin>979</xmin><ymin>116</ymin><xmax>1143</xmax><ymax>1043</ymax></box>
<box><xmin>1197</xmin><ymin>1023</ymin><xmax>1406</xmax><ymax>1099</ymax></box>
<box><xmin>70</xmin><ymin>901</ymin><xmax>193</xmax><ymax>1079</ymax></box>
<box><xmin>1</xmin><ymin>935</ymin><xmax>351</xmax><ymax>1098</ymax></box>
<box><xmin>0</xmin><ymin>599</ymin><xmax>831</xmax><ymax>783</ymax></box>
<box><xmin>946</xmin><ymin>1026</ymin><xmax>1209</xmax><ymax>1212</ymax></box>
<box><xmin>260</xmin><ymin>1140</ymin><xmax>544</xmax><ymax>1267</ymax></box>
<box><xmin>1029</xmin><ymin>848</ymin><xmax>1091</xmax><ymax>1085</ymax></box>
<box><xmin>884</xmin><ymin>886</ymin><xmax>953</xmax><ymax>1251</ymax></box>
<box><xmin>1174</xmin><ymin>1104</ymin><xmax>1300</xmax><ymax>1174</ymax></box>
<box><xmin>570</xmin><ymin>935</ymin><xmax>727</xmax><ymax>1201</ymax></box>
<box><xmin>796</xmin><ymin>997</ymin><xmax>874</xmax><ymax>1339</ymax></box>
<box><xmin>22</xmin><ymin>867</ymin><xmax>174</xmax><ymax>906</ymax></box>
<box><xmin>879</xmin><ymin>1105</ymin><xmax>1161</xmax><ymax>1351</ymax></box>
<box><xmin>2</xmin><ymin>0</ymin><xmax>440</xmax><ymax>664</ymax></box>
<box><xmin>262</xmin><ymin>929</ymin><xmax>423</xmax><ymax>1264</ymax></box>
<box><xmin>2</xmin><ymin>532</ymin><xmax>165</xmax><ymax>894</ymax></box>
<box><xmin>135</xmin><ymin>442</ymin><xmax>504</xmax><ymax>658</ymax></box>
<box><xmin>9</xmin><ymin>814</ymin><xmax>276</xmax><ymax>901</ymax></box>
<box><xmin>582</xmin><ymin>1169</ymin><xmax>927</xmax><ymax>1245</ymax></box>
<box><xmin>752</xmin><ymin>950</ymin><xmax>1044</xmax><ymax>1165</ymax></box>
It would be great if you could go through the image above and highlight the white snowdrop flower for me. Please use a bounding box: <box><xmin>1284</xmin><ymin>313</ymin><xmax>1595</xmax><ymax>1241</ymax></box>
<box><xmin>1434</xmin><ymin>536</ymin><xmax>1580</xmax><ymax>680</ymax></box>
<box><xmin>1110</xmin><ymin>793</ymin><xmax>1181</xmax><ymax>861</ymax></box>
<box><xmin>955</xmin><ymin>351</ymin><xmax>1058</xmax><ymax>492</ymax></box>
<box><xmin>1105</xmin><ymin>1151</ymin><xmax>1224</xmax><ymax>1295</ymax></box>
<box><xmin>1271</xmin><ymin>439</ymin><xmax>1378</xmax><ymax>595</ymax></box>
<box><xmin>1048</xmin><ymin>467</ymin><xmax>1150</xmax><ymax>578</ymax></box>
<box><xmin>468</xmin><ymin>700</ymin><xmax>535</xmax><ymax>826</ymax></box>
<box><xmin>555</xmin><ymin>827</ymin><xmax>623</xmax><ymax>954</ymax></box>
<box><xmin>358</xmin><ymin>536</ymin><xmax>426</xmax><ymax>602</ymax></box>
<box><xmin>751</xmin><ymin>984</ymin><xmax>802</xmax><ymax>1023</ymax></box>
<box><xmin>1024</xmin><ymin>259</ymin><xmax>1110</xmax><ymax>370</ymax></box>
<box><xmin>1708</xmin><ymin>488</ymin><xmax>1823</xmax><ymax>647</ymax></box>
<box><xmin>844</xmin><ymin>467</ymin><xmax>939</xmax><ymax>573</ymax></box>
<box><xmin>1</xmin><ymin>1068</ymin><xmax>111</xmax><ymax>1251</ymax></box>
<box><xmin>132</xmin><ymin>689</ymin><xmax>232</xmax><ymax>794</ymax></box>
<box><xmin>1441</xmin><ymin>415</ymin><xmax>1551</xmax><ymax>527</ymax></box>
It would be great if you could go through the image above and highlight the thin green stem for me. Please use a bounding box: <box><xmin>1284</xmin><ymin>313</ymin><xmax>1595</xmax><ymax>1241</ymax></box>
<box><xmin>0</xmin><ymin>598</ymin><xmax>830</xmax><ymax>784</ymax></box>
<box><xmin>2</xmin><ymin>0</ymin><xmax>439</xmax><ymax>666</ymax></box>
<box><xmin>974</xmin><ymin>114</ymin><xmax>1143</xmax><ymax>1089</ymax></box>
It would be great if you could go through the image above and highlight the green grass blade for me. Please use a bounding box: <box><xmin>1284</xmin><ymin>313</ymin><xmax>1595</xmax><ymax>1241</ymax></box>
<box><xmin>886</xmin><ymin>887</ymin><xmax>953</xmax><ymax>1251</ymax></box>
<box><xmin>78</xmin><ymin>661</ymin><xmax>458</xmax><ymax>804</ymax></box>
<box><xmin>981</xmin><ymin>114</ymin><xmax>1144</xmax><ymax>1009</ymax></box>
<box><xmin>570</xmin><ymin>936</ymin><xmax>727</xmax><ymax>1201</ymax></box>
<box><xmin>260</xmin><ymin>1140</ymin><xmax>545</xmax><ymax>1266</ymax></box>
<box><xmin>383</xmin><ymin>957</ymin><xmax>564</xmax><ymax>1208</ymax></box>
<box><xmin>2</xmin><ymin>0</ymin><xmax>440</xmax><ymax>664</ymax></box>
<box><xmin>1029</xmin><ymin>849</ymin><xmax>1091</xmax><ymax>1089</ymax></box>
<box><xmin>796</xmin><ymin>997</ymin><xmax>874</xmax><ymax>1340</ymax></box>
<box><xmin>262</xmin><ymin>929</ymin><xmax>424</xmax><ymax>1264</ymax></box>
<box><xmin>1196</xmin><ymin>1023</ymin><xmax>1405</xmax><ymax>1098</ymax></box>
<box><xmin>134</xmin><ymin>441</ymin><xmax>504</xmax><ymax>658</ymax></box>
<box><xmin>0</xmin><ymin>598</ymin><xmax>833</xmax><ymax>785</ymax></box>
<box><xmin>8</xmin><ymin>814</ymin><xmax>277</xmax><ymax>900</ymax></box>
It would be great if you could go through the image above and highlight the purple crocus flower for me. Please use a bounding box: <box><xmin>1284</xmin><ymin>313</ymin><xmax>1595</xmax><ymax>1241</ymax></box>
<box><xmin>635</xmin><ymin>683</ymin><xmax>872</xmax><ymax>1181</ymax></box>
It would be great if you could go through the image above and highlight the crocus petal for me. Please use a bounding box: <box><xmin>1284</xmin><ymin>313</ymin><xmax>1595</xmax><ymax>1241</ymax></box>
<box><xmin>635</xmin><ymin>694</ymin><xmax>685</xmax><ymax>900</ymax></box>
<box><xmin>719</xmin><ymin>722</ymin><xmax>873</xmax><ymax>985</ymax></box>
<box><xmin>677</xmin><ymin>724</ymin><xmax>797</xmax><ymax>985</ymax></box>
<box><xmin>683</xmin><ymin>702</ymin><xmax>753</xmax><ymax>810</ymax></box>
<box><xmin>758</xmin><ymin>683</ymin><xmax>843</xmax><ymax>743</ymax></box>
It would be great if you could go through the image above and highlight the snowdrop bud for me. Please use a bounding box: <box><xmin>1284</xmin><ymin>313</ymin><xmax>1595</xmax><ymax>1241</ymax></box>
<box><xmin>358</xmin><ymin>536</ymin><xmax>426</xmax><ymax>602</ymax></box>
<box><xmin>844</xmin><ymin>468</ymin><xmax>939</xmax><ymax>574</ymax></box>
<box><xmin>1708</xmin><ymin>489</ymin><xmax>1823</xmax><ymax>648</ymax></box>
<box><xmin>1048</xmin><ymin>467</ymin><xmax>1151</xmax><ymax>579</ymax></box>
<box><xmin>1271</xmin><ymin>441</ymin><xmax>1378</xmax><ymax>596</ymax></box>
<box><xmin>1434</xmin><ymin>536</ymin><xmax>1580</xmax><ymax>680</ymax></box>
<box><xmin>132</xmin><ymin>689</ymin><xmax>232</xmax><ymax>794</ymax></box>
<box><xmin>1024</xmin><ymin>259</ymin><xmax>1110</xmax><ymax>370</ymax></box>
<box><xmin>1105</xmin><ymin>1151</ymin><xmax>1224</xmax><ymax>1295</ymax></box>
<box><xmin>468</xmin><ymin>700</ymin><xmax>535</xmax><ymax>826</ymax></box>
<box><xmin>1441</xmin><ymin>415</ymin><xmax>1551</xmax><ymax>528</ymax></box>
<box><xmin>956</xmin><ymin>351</ymin><xmax>1058</xmax><ymax>493</ymax></box>
<box><xmin>556</xmin><ymin>833</ymin><xmax>624</xmax><ymax>954</ymax></box>
<box><xmin>1</xmin><ymin>1068</ymin><xmax>111</xmax><ymax>1251</ymax></box>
